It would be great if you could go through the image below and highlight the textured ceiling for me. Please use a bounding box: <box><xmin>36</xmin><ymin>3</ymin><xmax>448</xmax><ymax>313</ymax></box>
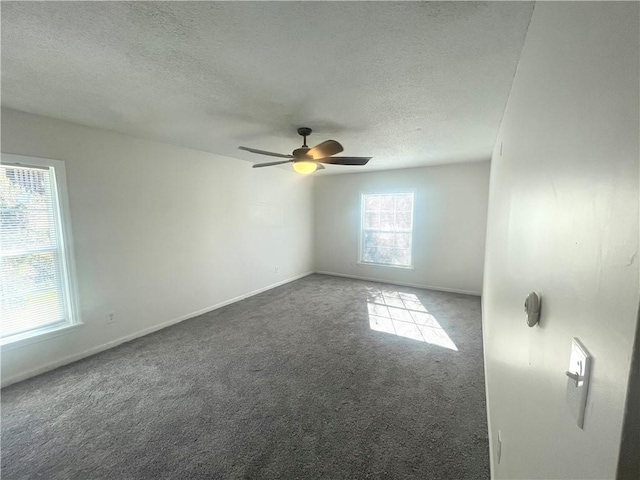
<box><xmin>1</xmin><ymin>1</ymin><xmax>534</xmax><ymax>173</ymax></box>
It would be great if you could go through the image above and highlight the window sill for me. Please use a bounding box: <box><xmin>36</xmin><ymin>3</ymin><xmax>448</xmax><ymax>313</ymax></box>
<box><xmin>356</xmin><ymin>261</ymin><xmax>415</xmax><ymax>271</ymax></box>
<box><xmin>1</xmin><ymin>322</ymin><xmax>84</xmax><ymax>351</ymax></box>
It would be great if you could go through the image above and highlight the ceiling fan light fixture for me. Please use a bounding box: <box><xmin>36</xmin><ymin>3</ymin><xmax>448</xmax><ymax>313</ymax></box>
<box><xmin>293</xmin><ymin>161</ymin><xmax>318</xmax><ymax>175</ymax></box>
<box><xmin>241</xmin><ymin>127</ymin><xmax>370</xmax><ymax>171</ymax></box>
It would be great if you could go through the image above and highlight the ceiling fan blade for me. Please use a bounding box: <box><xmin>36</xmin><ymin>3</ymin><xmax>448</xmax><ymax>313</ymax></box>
<box><xmin>317</xmin><ymin>156</ymin><xmax>372</xmax><ymax>166</ymax></box>
<box><xmin>252</xmin><ymin>160</ymin><xmax>294</xmax><ymax>168</ymax></box>
<box><xmin>239</xmin><ymin>146</ymin><xmax>293</xmax><ymax>159</ymax></box>
<box><xmin>308</xmin><ymin>140</ymin><xmax>343</xmax><ymax>159</ymax></box>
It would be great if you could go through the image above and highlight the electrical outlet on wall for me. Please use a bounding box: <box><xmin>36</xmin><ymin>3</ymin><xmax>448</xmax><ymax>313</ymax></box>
<box><xmin>106</xmin><ymin>312</ymin><xmax>116</xmax><ymax>324</ymax></box>
<box><xmin>274</xmin><ymin>266</ymin><xmax>280</xmax><ymax>274</ymax></box>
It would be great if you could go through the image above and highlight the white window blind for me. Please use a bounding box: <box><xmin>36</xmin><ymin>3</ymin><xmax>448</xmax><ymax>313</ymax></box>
<box><xmin>360</xmin><ymin>192</ymin><xmax>414</xmax><ymax>268</ymax></box>
<box><xmin>1</xmin><ymin>161</ymin><xmax>76</xmax><ymax>340</ymax></box>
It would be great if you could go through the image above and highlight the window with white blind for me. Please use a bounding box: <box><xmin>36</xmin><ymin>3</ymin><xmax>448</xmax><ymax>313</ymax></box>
<box><xmin>360</xmin><ymin>191</ymin><xmax>415</xmax><ymax>268</ymax></box>
<box><xmin>1</xmin><ymin>155</ymin><xmax>80</xmax><ymax>345</ymax></box>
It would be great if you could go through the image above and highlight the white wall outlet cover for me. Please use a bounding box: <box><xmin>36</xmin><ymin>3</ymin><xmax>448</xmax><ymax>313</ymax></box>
<box><xmin>566</xmin><ymin>337</ymin><xmax>592</xmax><ymax>429</ymax></box>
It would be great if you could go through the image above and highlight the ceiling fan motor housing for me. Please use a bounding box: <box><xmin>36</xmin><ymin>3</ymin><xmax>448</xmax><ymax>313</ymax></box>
<box><xmin>292</xmin><ymin>147</ymin><xmax>311</xmax><ymax>159</ymax></box>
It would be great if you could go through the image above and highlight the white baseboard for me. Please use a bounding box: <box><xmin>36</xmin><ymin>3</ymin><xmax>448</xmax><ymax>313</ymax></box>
<box><xmin>314</xmin><ymin>270</ymin><xmax>481</xmax><ymax>296</ymax></box>
<box><xmin>1</xmin><ymin>271</ymin><xmax>314</xmax><ymax>388</ymax></box>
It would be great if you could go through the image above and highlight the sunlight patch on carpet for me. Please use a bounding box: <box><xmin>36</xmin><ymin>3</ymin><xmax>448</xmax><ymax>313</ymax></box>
<box><xmin>366</xmin><ymin>288</ymin><xmax>458</xmax><ymax>351</ymax></box>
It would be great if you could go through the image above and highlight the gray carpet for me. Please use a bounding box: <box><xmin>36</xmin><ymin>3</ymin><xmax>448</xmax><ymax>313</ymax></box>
<box><xmin>1</xmin><ymin>274</ymin><xmax>489</xmax><ymax>479</ymax></box>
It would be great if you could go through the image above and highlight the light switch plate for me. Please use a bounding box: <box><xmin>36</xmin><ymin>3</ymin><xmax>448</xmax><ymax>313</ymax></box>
<box><xmin>566</xmin><ymin>337</ymin><xmax>591</xmax><ymax>429</ymax></box>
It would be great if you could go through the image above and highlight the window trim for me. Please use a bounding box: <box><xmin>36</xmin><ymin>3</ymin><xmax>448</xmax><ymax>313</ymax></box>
<box><xmin>357</xmin><ymin>189</ymin><xmax>416</xmax><ymax>270</ymax></box>
<box><xmin>1</xmin><ymin>153</ymin><xmax>83</xmax><ymax>347</ymax></box>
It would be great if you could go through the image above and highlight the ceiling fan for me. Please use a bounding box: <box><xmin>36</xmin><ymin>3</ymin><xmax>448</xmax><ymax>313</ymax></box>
<box><xmin>239</xmin><ymin>127</ymin><xmax>372</xmax><ymax>174</ymax></box>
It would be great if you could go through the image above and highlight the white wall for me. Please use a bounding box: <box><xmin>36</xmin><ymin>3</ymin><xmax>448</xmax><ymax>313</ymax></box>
<box><xmin>314</xmin><ymin>162</ymin><xmax>490</xmax><ymax>295</ymax></box>
<box><xmin>483</xmin><ymin>3</ymin><xmax>639</xmax><ymax>479</ymax></box>
<box><xmin>0</xmin><ymin>108</ymin><xmax>314</xmax><ymax>386</ymax></box>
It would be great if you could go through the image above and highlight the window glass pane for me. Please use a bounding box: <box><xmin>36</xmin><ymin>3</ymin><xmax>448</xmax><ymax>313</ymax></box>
<box><xmin>392</xmin><ymin>249</ymin><xmax>411</xmax><ymax>266</ymax></box>
<box><xmin>374</xmin><ymin>232</ymin><xmax>395</xmax><ymax>248</ymax></box>
<box><xmin>364</xmin><ymin>194</ymin><xmax>380</xmax><ymax>211</ymax></box>
<box><xmin>380</xmin><ymin>195</ymin><xmax>395</xmax><ymax>211</ymax></box>
<box><xmin>396</xmin><ymin>212</ymin><xmax>412</xmax><ymax>230</ymax></box>
<box><xmin>1</xmin><ymin>163</ymin><xmax>71</xmax><ymax>339</ymax></box>
<box><xmin>395</xmin><ymin>233</ymin><xmax>411</xmax><ymax>249</ymax></box>
<box><xmin>396</xmin><ymin>194</ymin><xmax>413</xmax><ymax>212</ymax></box>
<box><xmin>363</xmin><ymin>231</ymin><xmax>377</xmax><ymax>249</ymax></box>
<box><xmin>379</xmin><ymin>213</ymin><xmax>395</xmax><ymax>230</ymax></box>
<box><xmin>0</xmin><ymin>167</ymin><xmax>57</xmax><ymax>251</ymax></box>
<box><xmin>364</xmin><ymin>212</ymin><xmax>380</xmax><ymax>229</ymax></box>
<box><xmin>367</xmin><ymin>247</ymin><xmax>392</xmax><ymax>265</ymax></box>
<box><xmin>362</xmin><ymin>247</ymin><xmax>377</xmax><ymax>263</ymax></box>
<box><xmin>361</xmin><ymin>192</ymin><xmax>414</xmax><ymax>267</ymax></box>
<box><xmin>1</xmin><ymin>253</ymin><xmax>65</xmax><ymax>335</ymax></box>
<box><xmin>3</xmin><ymin>252</ymin><xmax>61</xmax><ymax>296</ymax></box>
<box><xmin>365</xmin><ymin>232</ymin><xmax>399</xmax><ymax>249</ymax></box>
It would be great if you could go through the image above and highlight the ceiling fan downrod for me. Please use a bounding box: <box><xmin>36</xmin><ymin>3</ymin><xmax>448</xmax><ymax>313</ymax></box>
<box><xmin>297</xmin><ymin>127</ymin><xmax>312</xmax><ymax>148</ymax></box>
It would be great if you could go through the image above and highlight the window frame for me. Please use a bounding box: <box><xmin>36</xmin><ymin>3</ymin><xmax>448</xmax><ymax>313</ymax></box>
<box><xmin>1</xmin><ymin>153</ymin><xmax>82</xmax><ymax>349</ymax></box>
<box><xmin>357</xmin><ymin>189</ymin><xmax>416</xmax><ymax>270</ymax></box>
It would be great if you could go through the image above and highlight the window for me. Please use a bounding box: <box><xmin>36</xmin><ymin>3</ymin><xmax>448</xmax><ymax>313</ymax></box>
<box><xmin>360</xmin><ymin>191</ymin><xmax>414</xmax><ymax>268</ymax></box>
<box><xmin>1</xmin><ymin>155</ymin><xmax>80</xmax><ymax>345</ymax></box>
